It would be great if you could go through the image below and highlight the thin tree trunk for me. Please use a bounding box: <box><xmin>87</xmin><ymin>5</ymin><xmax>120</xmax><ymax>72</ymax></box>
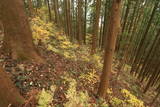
<box><xmin>28</xmin><ymin>0</ymin><xmax>34</xmax><ymax>17</ymax></box>
<box><xmin>131</xmin><ymin>2</ymin><xmax>158</xmax><ymax>73</ymax></box>
<box><xmin>84</xmin><ymin>0</ymin><xmax>87</xmax><ymax>44</ymax></box>
<box><xmin>91</xmin><ymin>0</ymin><xmax>101</xmax><ymax>55</ymax></box>
<box><xmin>101</xmin><ymin>0</ymin><xmax>110</xmax><ymax>50</ymax></box>
<box><xmin>47</xmin><ymin>0</ymin><xmax>52</xmax><ymax>21</ymax></box>
<box><xmin>77</xmin><ymin>0</ymin><xmax>83</xmax><ymax>44</ymax></box>
<box><xmin>53</xmin><ymin>0</ymin><xmax>60</xmax><ymax>26</ymax></box>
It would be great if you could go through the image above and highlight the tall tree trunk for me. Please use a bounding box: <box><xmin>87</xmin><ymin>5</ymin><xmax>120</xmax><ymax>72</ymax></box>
<box><xmin>130</xmin><ymin>2</ymin><xmax>158</xmax><ymax>73</ymax></box>
<box><xmin>91</xmin><ymin>0</ymin><xmax>101</xmax><ymax>55</ymax></box>
<box><xmin>84</xmin><ymin>0</ymin><xmax>87</xmax><ymax>44</ymax></box>
<box><xmin>97</xmin><ymin>0</ymin><xmax>121</xmax><ymax>98</ymax></box>
<box><xmin>77</xmin><ymin>0</ymin><xmax>83</xmax><ymax>44</ymax></box>
<box><xmin>28</xmin><ymin>0</ymin><xmax>34</xmax><ymax>17</ymax></box>
<box><xmin>0</xmin><ymin>67</ymin><xmax>24</xmax><ymax>107</ymax></box>
<box><xmin>53</xmin><ymin>0</ymin><xmax>60</xmax><ymax>26</ymax></box>
<box><xmin>37</xmin><ymin>0</ymin><xmax>42</xmax><ymax>8</ymax></box>
<box><xmin>116</xmin><ymin>0</ymin><xmax>130</xmax><ymax>52</ymax></box>
<box><xmin>64</xmin><ymin>0</ymin><xmax>72</xmax><ymax>38</ymax></box>
<box><xmin>47</xmin><ymin>0</ymin><xmax>52</xmax><ymax>21</ymax></box>
<box><xmin>101</xmin><ymin>0</ymin><xmax>110</xmax><ymax>50</ymax></box>
<box><xmin>1</xmin><ymin>0</ymin><xmax>44</xmax><ymax>63</ymax></box>
<box><xmin>99</xmin><ymin>14</ymin><xmax>104</xmax><ymax>48</ymax></box>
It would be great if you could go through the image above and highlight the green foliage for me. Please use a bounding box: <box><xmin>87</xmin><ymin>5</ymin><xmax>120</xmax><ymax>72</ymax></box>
<box><xmin>79</xmin><ymin>69</ymin><xmax>99</xmax><ymax>88</ymax></box>
<box><xmin>31</xmin><ymin>17</ymin><xmax>53</xmax><ymax>45</ymax></box>
<box><xmin>95</xmin><ymin>98</ymin><xmax>109</xmax><ymax>107</ymax></box>
<box><xmin>63</xmin><ymin>76</ymin><xmax>91</xmax><ymax>107</ymax></box>
<box><xmin>37</xmin><ymin>85</ymin><xmax>56</xmax><ymax>107</ymax></box>
<box><xmin>121</xmin><ymin>89</ymin><xmax>145</xmax><ymax>107</ymax></box>
<box><xmin>36</xmin><ymin>6</ymin><xmax>54</xmax><ymax>21</ymax></box>
<box><xmin>47</xmin><ymin>28</ymin><xmax>103</xmax><ymax>69</ymax></box>
<box><xmin>110</xmin><ymin>97</ymin><xmax>124</xmax><ymax>107</ymax></box>
<box><xmin>63</xmin><ymin>75</ymin><xmax>110</xmax><ymax>107</ymax></box>
<box><xmin>90</xmin><ymin>54</ymin><xmax>103</xmax><ymax>69</ymax></box>
<box><xmin>30</xmin><ymin>14</ymin><xmax>103</xmax><ymax>71</ymax></box>
<box><xmin>29</xmin><ymin>7</ymin><xmax>148</xmax><ymax>107</ymax></box>
<box><xmin>37</xmin><ymin>89</ymin><xmax>53</xmax><ymax>107</ymax></box>
<box><xmin>107</xmin><ymin>88</ymin><xmax>145</xmax><ymax>107</ymax></box>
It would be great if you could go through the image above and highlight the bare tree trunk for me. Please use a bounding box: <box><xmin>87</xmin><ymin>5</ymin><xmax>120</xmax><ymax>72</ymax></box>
<box><xmin>97</xmin><ymin>0</ymin><xmax>121</xmax><ymax>98</ymax></box>
<box><xmin>130</xmin><ymin>2</ymin><xmax>158</xmax><ymax>73</ymax></box>
<box><xmin>53</xmin><ymin>0</ymin><xmax>60</xmax><ymax>26</ymax></box>
<box><xmin>77</xmin><ymin>0</ymin><xmax>83</xmax><ymax>44</ymax></box>
<box><xmin>1</xmin><ymin>0</ymin><xmax>44</xmax><ymax>63</ymax></box>
<box><xmin>91</xmin><ymin>0</ymin><xmax>101</xmax><ymax>55</ymax></box>
<box><xmin>47</xmin><ymin>0</ymin><xmax>52</xmax><ymax>21</ymax></box>
<box><xmin>101</xmin><ymin>0</ymin><xmax>111</xmax><ymax>50</ymax></box>
<box><xmin>0</xmin><ymin>67</ymin><xmax>24</xmax><ymax>107</ymax></box>
<box><xmin>84</xmin><ymin>0</ymin><xmax>87</xmax><ymax>44</ymax></box>
<box><xmin>28</xmin><ymin>0</ymin><xmax>34</xmax><ymax>17</ymax></box>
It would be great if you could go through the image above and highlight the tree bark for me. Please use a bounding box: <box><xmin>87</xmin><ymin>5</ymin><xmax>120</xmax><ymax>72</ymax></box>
<box><xmin>47</xmin><ymin>0</ymin><xmax>52</xmax><ymax>21</ymax></box>
<box><xmin>1</xmin><ymin>0</ymin><xmax>44</xmax><ymax>63</ymax></box>
<box><xmin>77</xmin><ymin>0</ymin><xmax>83</xmax><ymax>44</ymax></box>
<box><xmin>130</xmin><ymin>2</ymin><xmax>158</xmax><ymax>73</ymax></box>
<box><xmin>0</xmin><ymin>67</ymin><xmax>24</xmax><ymax>107</ymax></box>
<box><xmin>28</xmin><ymin>0</ymin><xmax>34</xmax><ymax>17</ymax></box>
<box><xmin>97</xmin><ymin>0</ymin><xmax>121</xmax><ymax>98</ymax></box>
<box><xmin>91</xmin><ymin>0</ymin><xmax>101</xmax><ymax>55</ymax></box>
<box><xmin>84</xmin><ymin>0</ymin><xmax>87</xmax><ymax>44</ymax></box>
<box><xmin>53</xmin><ymin>0</ymin><xmax>60</xmax><ymax>26</ymax></box>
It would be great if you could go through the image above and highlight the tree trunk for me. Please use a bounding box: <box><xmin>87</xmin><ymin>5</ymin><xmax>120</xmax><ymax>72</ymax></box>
<box><xmin>91</xmin><ymin>0</ymin><xmax>101</xmax><ymax>55</ymax></box>
<box><xmin>101</xmin><ymin>0</ymin><xmax>111</xmax><ymax>50</ymax></box>
<box><xmin>0</xmin><ymin>67</ymin><xmax>24</xmax><ymax>107</ymax></box>
<box><xmin>97</xmin><ymin>0</ymin><xmax>121</xmax><ymax>98</ymax></box>
<box><xmin>28</xmin><ymin>0</ymin><xmax>34</xmax><ymax>17</ymax></box>
<box><xmin>47</xmin><ymin>0</ymin><xmax>52</xmax><ymax>21</ymax></box>
<box><xmin>53</xmin><ymin>0</ymin><xmax>60</xmax><ymax>26</ymax></box>
<box><xmin>1</xmin><ymin>0</ymin><xmax>44</xmax><ymax>63</ymax></box>
<box><xmin>77</xmin><ymin>0</ymin><xmax>83</xmax><ymax>44</ymax></box>
<box><xmin>130</xmin><ymin>2</ymin><xmax>158</xmax><ymax>73</ymax></box>
<box><xmin>64</xmin><ymin>0</ymin><xmax>72</xmax><ymax>39</ymax></box>
<box><xmin>84</xmin><ymin>0</ymin><xmax>87</xmax><ymax>44</ymax></box>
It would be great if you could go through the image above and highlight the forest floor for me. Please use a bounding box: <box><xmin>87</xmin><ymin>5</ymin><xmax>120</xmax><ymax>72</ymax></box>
<box><xmin>0</xmin><ymin>17</ymin><xmax>159</xmax><ymax>107</ymax></box>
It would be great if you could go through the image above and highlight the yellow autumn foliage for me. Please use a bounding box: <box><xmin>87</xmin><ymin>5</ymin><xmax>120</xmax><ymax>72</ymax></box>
<box><xmin>30</xmin><ymin>17</ymin><xmax>53</xmax><ymax>44</ymax></box>
<box><xmin>121</xmin><ymin>89</ymin><xmax>145</xmax><ymax>107</ymax></box>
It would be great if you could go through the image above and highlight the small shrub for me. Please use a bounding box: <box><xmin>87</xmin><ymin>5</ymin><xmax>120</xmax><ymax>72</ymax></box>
<box><xmin>79</xmin><ymin>69</ymin><xmax>99</xmax><ymax>88</ymax></box>
<box><xmin>37</xmin><ymin>89</ymin><xmax>53</xmax><ymax>107</ymax></box>
<box><xmin>30</xmin><ymin>17</ymin><xmax>53</xmax><ymax>45</ymax></box>
<box><xmin>37</xmin><ymin>85</ymin><xmax>56</xmax><ymax>107</ymax></box>
<box><xmin>121</xmin><ymin>89</ymin><xmax>145</xmax><ymax>107</ymax></box>
<box><xmin>63</xmin><ymin>76</ymin><xmax>91</xmax><ymax>107</ymax></box>
<box><xmin>110</xmin><ymin>97</ymin><xmax>124</xmax><ymax>107</ymax></box>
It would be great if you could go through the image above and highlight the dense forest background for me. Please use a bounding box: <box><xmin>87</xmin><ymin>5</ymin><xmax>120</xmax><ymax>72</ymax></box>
<box><xmin>0</xmin><ymin>0</ymin><xmax>160</xmax><ymax>107</ymax></box>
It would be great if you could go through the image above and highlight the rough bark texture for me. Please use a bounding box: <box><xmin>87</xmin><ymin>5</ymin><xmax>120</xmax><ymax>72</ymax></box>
<box><xmin>0</xmin><ymin>67</ymin><xmax>24</xmax><ymax>107</ymax></box>
<box><xmin>97</xmin><ymin>0</ymin><xmax>121</xmax><ymax>98</ymax></box>
<box><xmin>0</xmin><ymin>0</ymin><xmax>44</xmax><ymax>63</ymax></box>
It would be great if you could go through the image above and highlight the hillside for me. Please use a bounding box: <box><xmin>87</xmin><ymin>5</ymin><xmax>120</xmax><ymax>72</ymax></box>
<box><xmin>0</xmin><ymin>17</ymin><xmax>159</xmax><ymax>107</ymax></box>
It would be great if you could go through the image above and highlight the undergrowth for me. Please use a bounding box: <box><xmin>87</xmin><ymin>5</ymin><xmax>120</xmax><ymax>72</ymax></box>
<box><xmin>30</xmin><ymin>13</ymin><xmax>147</xmax><ymax>107</ymax></box>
